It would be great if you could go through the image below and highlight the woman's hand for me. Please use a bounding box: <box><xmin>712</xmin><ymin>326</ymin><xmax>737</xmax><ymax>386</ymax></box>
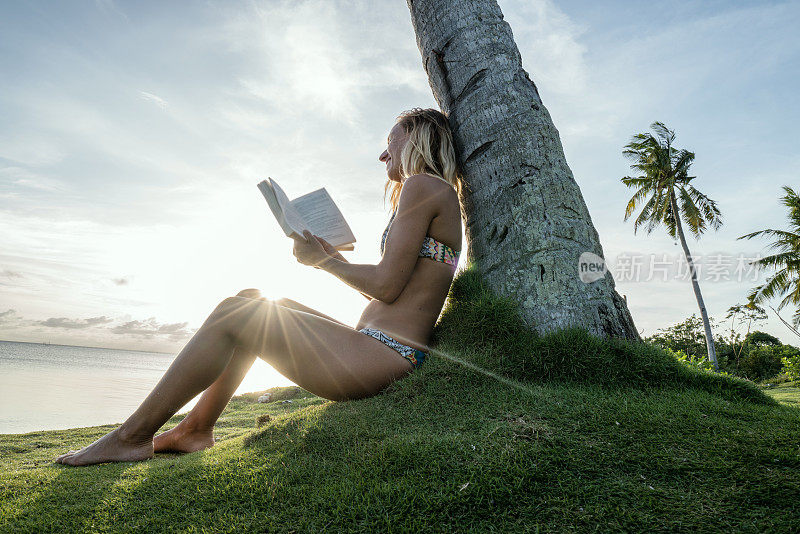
<box><xmin>316</xmin><ymin>236</ymin><xmax>348</xmax><ymax>263</ymax></box>
<box><xmin>293</xmin><ymin>230</ymin><xmax>336</xmax><ymax>268</ymax></box>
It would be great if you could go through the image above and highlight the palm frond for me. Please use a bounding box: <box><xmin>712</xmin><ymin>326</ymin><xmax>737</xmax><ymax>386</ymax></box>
<box><xmin>672</xmin><ymin>149</ymin><xmax>695</xmax><ymax>177</ymax></box>
<box><xmin>748</xmin><ymin>268</ymin><xmax>791</xmax><ymax>304</ymax></box>
<box><xmin>737</xmin><ymin>229</ymin><xmax>800</xmax><ymax>252</ymax></box>
<box><xmin>620</xmin><ymin>121</ymin><xmax>708</xmax><ymax>243</ymax></box>
<box><xmin>749</xmin><ymin>251</ymin><xmax>800</xmax><ymax>271</ymax></box>
<box><xmin>685</xmin><ymin>184</ymin><xmax>723</xmax><ymax>231</ymax></box>
<box><xmin>620</xmin><ymin>176</ymin><xmax>655</xmax><ymax>189</ymax></box>
<box><xmin>777</xmin><ymin>281</ymin><xmax>800</xmax><ymax>311</ymax></box>
<box><xmin>622</xmin><ymin>133</ymin><xmax>657</xmax><ymax>161</ymax></box>
<box><xmin>633</xmin><ymin>194</ymin><xmax>659</xmax><ymax>234</ymax></box>
<box><xmin>660</xmin><ymin>190</ymin><xmax>678</xmax><ymax>239</ymax></box>
<box><xmin>779</xmin><ymin>185</ymin><xmax>800</xmax><ymax>232</ymax></box>
<box><xmin>678</xmin><ymin>186</ymin><xmax>706</xmax><ymax>238</ymax></box>
<box><xmin>650</xmin><ymin>121</ymin><xmax>675</xmax><ymax>146</ymax></box>
<box><xmin>741</xmin><ymin>186</ymin><xmax>800</xmax><ymax>325</ymax></box>
<box><xmin>623</xmin><ymin>183</ymin><xmax>655</xmax><ymax>221</ymax></box>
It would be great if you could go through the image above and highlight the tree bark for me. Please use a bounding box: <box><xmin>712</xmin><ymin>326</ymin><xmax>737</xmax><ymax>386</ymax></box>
<box><xmin>406</xmin><ymin>0</ymin><xmax>639</xmax><ymax>340</ymax></box>
<box><xmin>669</xmin><ymin>190</ymin><xmax>718</xmax><ymax>369</ymax></box>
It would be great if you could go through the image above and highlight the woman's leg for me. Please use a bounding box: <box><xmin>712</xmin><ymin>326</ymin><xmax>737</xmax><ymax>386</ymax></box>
<box><xmin>56</xmin><ymin>294</ymin><xmax>411</xmax><ymax>466</ymax></box>
<box><xmin>154</xmin><ymin>291</ymin><xmax>348</xmax><ymax>453</ymax></box>
<box><xmin>55</xmin><ymin>302</ymin><xmax>242</xmax><ymax>466</ymax></box>
<box><xmin>150</xmin><ymin>345</ymin><xmax>257</xmax><ymax>453</ymax></box>
<box><xmin>153</xmin><ymin>289</ymin><xmax>262</xmax><ymax>453</ymax></box>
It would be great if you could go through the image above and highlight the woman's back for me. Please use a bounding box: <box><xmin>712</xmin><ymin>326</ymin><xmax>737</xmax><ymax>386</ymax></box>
<box><xmin>355</xmin><ymin>174</ymin><xmax>462</xmax><ymax>352</ymax></box>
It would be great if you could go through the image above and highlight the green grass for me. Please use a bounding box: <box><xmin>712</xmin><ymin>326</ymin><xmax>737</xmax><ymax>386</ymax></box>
<box><xmin>761</xmin><ymin>381</ymin><xmax>800</xmax><ymax>408</ymax></box>
<box><xmin>2</xmin><ymin>266</ymin><xmax>799</xmax><ymax>532</ymax></box>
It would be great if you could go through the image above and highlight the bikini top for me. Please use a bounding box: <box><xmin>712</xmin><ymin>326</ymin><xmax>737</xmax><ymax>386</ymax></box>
<box><xmin>380</xmin><ymin>208</ymin><xmax>461</xmax><ymax>268</ymax></box>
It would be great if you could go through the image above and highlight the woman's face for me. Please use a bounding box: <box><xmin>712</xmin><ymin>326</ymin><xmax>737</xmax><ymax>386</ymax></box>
<box><xmin>378</xmin><ymin>122</ymin><xmax>408</xmax><ymax>183</ymax></box>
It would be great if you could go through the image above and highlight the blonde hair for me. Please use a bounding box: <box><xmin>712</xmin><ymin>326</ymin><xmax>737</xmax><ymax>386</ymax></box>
<box><xmin>383</xmin><ymin>107</ymin><xmax>464</xmax><ymax>214</ymax></box>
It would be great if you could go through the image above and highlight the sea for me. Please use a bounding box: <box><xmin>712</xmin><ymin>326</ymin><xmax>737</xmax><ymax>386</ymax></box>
<box><xmin>0</xmin><ymin>340</ymin><xmax>293</xmax><ymax>435</ymax></box>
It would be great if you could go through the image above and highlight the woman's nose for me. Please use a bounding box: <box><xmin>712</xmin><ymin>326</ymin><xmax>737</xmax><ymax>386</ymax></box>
<box><xmin>379</xmin><ymin>149</ymin><xmax>389</xmax><ymax>162</ymax></box>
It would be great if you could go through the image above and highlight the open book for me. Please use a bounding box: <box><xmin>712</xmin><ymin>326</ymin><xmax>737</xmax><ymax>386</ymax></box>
<box><xmin>257</xmin><ymin>178</ymin><xmax>356</xmax><ymax>251</ymax></box>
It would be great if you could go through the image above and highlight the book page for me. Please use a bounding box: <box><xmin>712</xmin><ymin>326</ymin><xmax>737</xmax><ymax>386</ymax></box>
<box><xmin>290</xmin><ymin>188</ymin><xmax>356</xmax><ymax>248</ymax></box>
<box><xmin>268</xmin><ymin>178</ymin><xmax>309</xmax><ymax>236</ymax></box>
<box><xmin>257</xmin><ymin>180</ymin><xmax>289</xmax><ymax>235</ymax></box>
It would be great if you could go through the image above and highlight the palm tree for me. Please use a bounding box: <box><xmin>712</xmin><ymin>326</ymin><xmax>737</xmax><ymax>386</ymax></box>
<box><xmin>405</xmin><ymin>0</ymin><xmax>639</xmax><ymax>340</ymax></box>
<box><xmin>621</xmin><ymin>122</ymin><xmax>723</xmax><ymax>369</ymax></box>
<box><xmin>738</xmin><ymin>186</ymin><xmax>800</xmax><ymax>339</ymax></box>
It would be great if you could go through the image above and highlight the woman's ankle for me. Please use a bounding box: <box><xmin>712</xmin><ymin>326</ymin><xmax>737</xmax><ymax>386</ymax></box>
<box><xmin>174</xmin><ymin>415</ymin><xmax>214</xmax><ymax>435</ymax></box>
<box><xmin>115</xmin><ymin>424</ymin><xmax>155</xmax><ymax>445</ymax></box>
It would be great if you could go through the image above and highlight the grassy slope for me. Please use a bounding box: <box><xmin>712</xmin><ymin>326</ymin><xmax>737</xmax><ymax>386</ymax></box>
<box><xmin>762</xmin><ymin>382</ymin><xmax>800</xmax><ymax>408</ymax></box>
<box><xmin>2</xmin><ymin>268</ymin><xmax>799</xmax><ymax>533</ymax></box>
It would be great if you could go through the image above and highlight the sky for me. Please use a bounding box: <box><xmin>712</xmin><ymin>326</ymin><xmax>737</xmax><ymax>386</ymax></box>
<box><xmin>1</xmin><ymin>0</ymin><xmax>799</xmax><ymax>361</ymax></box>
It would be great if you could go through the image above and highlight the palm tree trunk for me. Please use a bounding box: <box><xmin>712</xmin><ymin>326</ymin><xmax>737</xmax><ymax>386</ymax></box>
<box><xmin>406</xmin><ymin>0</ymin><xmax>639</xmax><ymax>339</ymax></box>
<box><xmin>670</xmin><ymin>190</ymin><xmax>718</xmax><ymax>369</ymax></box>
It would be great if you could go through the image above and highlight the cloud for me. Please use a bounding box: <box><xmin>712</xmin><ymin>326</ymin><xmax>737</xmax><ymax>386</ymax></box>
<box><xmin>1</xmin><ymin>0</ymin><xmax>796</xmax><ymax>349</ymax></box>
<box><xmin>139</xmin><ymin>91</ymin><xmax>168</xmax><ymax>110</ymax></box>
<box><xmin>500</xmin><ymin>0</ymin><xmax>589</xmax><ymax>96</ymax></box>
<box><xmin>94</xmin><ymin>0</ymin><xmax>129</xmax><ymax>22</ymax></box>
<box><xmin>85</xmin><ymin>316</ymin><xmax>115</xmax><ymax>325</ymax></box>
<box><xmin>0</xmin><ymin>309</ymin><xmax>33</xmax><ymax>329</ymax></box>
<box><xmin>0</xmin><ymin>135</ymin><xmax>66</xmax><ymax>167</ymax></box>
<box><xmin>225</xmin><ymin>0</ymin><xmax>427</xmax><ymax>127</ymax></box>
<box><xmin>111</xmin><ymin>317</ymin><xmax>194</xmax><ymax>341</ymax></box>
<box><xmin>39</xmin><ymin>316</ymin><xmax>114</xmax><ymax>329</ymax></box>
<box><xmin>230</xmin><ymin>1</ymin><xmax>367</xmax><ymax>124</ymax></box>
<box><xmin>0</xmin><ymin>166</ymin><xmax>67</xmax><ymax>193</ymax></box>
<box><xmin>0</xmin><ymin>309</ymin><xmax>31</xmax><ymax>329</ymax></box>
<box><xmin>0</xmin><ymin>308</ymin><xmax>192</xmax><ymax>342</ymax></box>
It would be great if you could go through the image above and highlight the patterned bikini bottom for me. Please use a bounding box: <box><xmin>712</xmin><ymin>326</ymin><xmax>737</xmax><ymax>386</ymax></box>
<box><xmin>358</xmin><ymin>327</ymin><xmax>428</xmax><ymax>369</ymax></box>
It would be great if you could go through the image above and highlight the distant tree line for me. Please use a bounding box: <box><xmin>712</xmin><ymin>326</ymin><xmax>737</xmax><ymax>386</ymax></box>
<box><xmin>647</xmin><ymin>311</ymin><xmax>800</xmax><ymax>382</ymax></box>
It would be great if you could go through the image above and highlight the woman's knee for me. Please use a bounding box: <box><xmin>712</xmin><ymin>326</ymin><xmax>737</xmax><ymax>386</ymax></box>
<box><xmin>211</xmin><ymin>296</ymin><xmax>266</xmax><ymax>323</ymax></box>
<box><xmin>217</xmin><ymin>295</ymin><xmax>272</xmax><ymax>310</ymax></box>
<box><xmin>236</xmin><ymin>288</ymin><xmax>262</xmax><ymax>299</ymax></box>
<box><xmin>207</xmin><ymin>296</ymin><xmax>272</xmax><ymax>340</ymax></box>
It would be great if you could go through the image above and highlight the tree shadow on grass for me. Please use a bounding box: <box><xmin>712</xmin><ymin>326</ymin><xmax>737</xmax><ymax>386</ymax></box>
<box><xmin>0</xmin><ymin>386</ymin><xmax>327</xmax><ymax>532</ymax></box>
<box><xmin>6</xmin><ymin>355</ymin><xmax>800</xmax><ymax>532</ymax></box>
<box><xmin>236</xmin><ymin>357</ymin><xmax>800</xmax><ymax>531</ymax></box>
<box><xmin>2</xmin><ymin>425</ymin><xmax>144</xmax><ymax>532</ymax></box>
<box><xmin>5</xmin><ymin>257</ymin><xmax>800</xmax><ymax>531</ymax></box>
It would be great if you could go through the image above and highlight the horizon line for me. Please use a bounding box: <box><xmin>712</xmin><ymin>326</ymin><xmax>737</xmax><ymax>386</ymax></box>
<box><xmin>0</xmin><ymin>338</ymin><xmax>175</xmax><ymax>355</ymax></box>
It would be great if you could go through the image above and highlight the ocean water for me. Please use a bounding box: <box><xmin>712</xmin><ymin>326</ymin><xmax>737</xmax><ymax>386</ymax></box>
<box><xmin>0</xmin><ymin>340</ymin><xmax>293</xmax><ymax>434</ymax></box>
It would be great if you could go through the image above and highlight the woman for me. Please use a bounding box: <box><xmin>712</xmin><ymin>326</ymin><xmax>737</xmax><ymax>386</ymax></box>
<box><xmin>55</xmin><ymin>107</ymin><xmax>464</xmax><ymax>466</ymax></box>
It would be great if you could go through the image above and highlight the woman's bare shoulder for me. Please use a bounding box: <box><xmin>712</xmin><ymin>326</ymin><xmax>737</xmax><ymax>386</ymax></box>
<box><xmin>407</xmin><ymin>175</ymin><xmax>461</xmax><ymax>247</ymax></box>
<box><xmin>409</xmin><ymin>172</ymin><xmax>451</xmax><ymax>187</ymax></box>
<box><xmin>407</xmin><ymin>173</ymin><xmax>460</xmax><ymax>208</ymax></box>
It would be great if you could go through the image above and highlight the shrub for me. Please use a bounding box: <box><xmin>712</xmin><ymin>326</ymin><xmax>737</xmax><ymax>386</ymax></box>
<box><xmin>712</xmin><ymin>339</ymin><xmax>737</xmax><ymax>372</ymax></box>
<box><xmin>667</xmin><ymin>348</ymin><xmax>716</xmax><ymax>372</ymax></box>
<box><xmin>645</xmin><ymin>314</ymin><xmax>708</xmax><ymax>358</ymax></box>
<box><xmin>744</xmin><ymin>331</ymin><xmax>782</xmax><ymax>347</ymax></box>
<box><xmin>739</xmin><ymin>346</ymin><xmax>784</xmax><ymax>380</ymax></box>
<box><xmin>780</xmin><ymin>347</ymin><xmax>800</xmax><ymax>381</ymax></box>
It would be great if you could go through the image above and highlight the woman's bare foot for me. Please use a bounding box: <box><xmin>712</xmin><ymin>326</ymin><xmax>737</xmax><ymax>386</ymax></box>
<box><xmin>54</xmin><ymin>428</ymin><xmax>154</xmax><ymax>466</ymax></box>
<box><xmin>153</xmin><ymin>424</ymin><xmax>215</xmax><ymax>453</ymax></box>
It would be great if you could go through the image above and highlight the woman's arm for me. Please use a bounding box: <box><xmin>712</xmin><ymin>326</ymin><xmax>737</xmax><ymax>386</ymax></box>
<box><xmin>333</xmin><ymin>258</ymin><xmax>373</xmax><ymax>302</ymax></box>
<box><xmin>317</xmin><ymin>259</ymin><xmax>388</xmax><ymax>301</ymax></box>
<box><xmin>315</xmin><ymin>239</ymin><xmax>373</xmax><ymax>301</ymax></box>
<box><xmin>316</xmin><ymin>176</ymin><xmax>438</xmax><ymax>303</ymax></box>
